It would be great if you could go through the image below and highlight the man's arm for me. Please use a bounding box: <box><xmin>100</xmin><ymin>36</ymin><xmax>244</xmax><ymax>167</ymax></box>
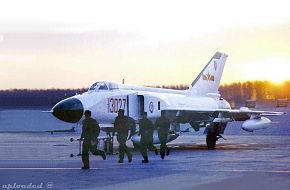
<box><xmin>138</xmin><ymin>120</ymin><xmax>143</xmax><ymax>135</ymax></box>
<box><xmin>155</xmin><ymin>118</ymin><xmax>160</xmax><ymax>130</ymax></box>
<box><xmin>149</xmin><ymin>120</ymin><xmax>155</xmax><ymax>130</ymax></box>
<box><xmin>113</xmin><ymin>118</ymin><xmax>118</xmax><ymax>133</ymax></box>
<box><xmin>128</xmin><ymin>118</ymin><xmax>136</xmax><ymax>140</ymax></box>
<box><xmin>166</xmin><ymin>118</ymin><xmax>171</xmax><ymax>129</ymax></box>
<box><xmin>80</xmin><ymin>121</ymin><xmax>84</xmax><ymax>139</ymax></box>
<box><xmin>95</xmin><ymin>121</ymin><xmax>100</xmax><ymax>137</ymax></box>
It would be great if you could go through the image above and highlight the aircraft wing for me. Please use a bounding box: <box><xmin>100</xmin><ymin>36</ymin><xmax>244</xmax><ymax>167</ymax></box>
<box><xmin>164</xmin><ymin>107</ymin><xmax>285</xmax><ymax>122</ymax></box>
<box><xmin>218</xmin><ymin>107</ymin><xmax>285</xmax><ymax>116</ymax></box>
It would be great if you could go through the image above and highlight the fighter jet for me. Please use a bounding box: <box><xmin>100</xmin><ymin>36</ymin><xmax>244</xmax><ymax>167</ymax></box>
<box><xmin>51</xmin><ymin>52</ymin><xmax>285</xmax><ymax>149</ymax></box>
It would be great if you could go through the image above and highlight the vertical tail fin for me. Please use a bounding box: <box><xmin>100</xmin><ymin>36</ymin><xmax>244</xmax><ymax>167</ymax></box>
<box><xmin>189</xmin><ymin>52</ymin><xmax>228</xmax><ymax>96</ymax></box>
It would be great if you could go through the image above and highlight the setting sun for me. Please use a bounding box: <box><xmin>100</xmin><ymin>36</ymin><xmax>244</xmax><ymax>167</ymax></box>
<box><xmin>242</xmin><ymin>58</ymin><xmax>290</xmax><ymax>83</ymax></box>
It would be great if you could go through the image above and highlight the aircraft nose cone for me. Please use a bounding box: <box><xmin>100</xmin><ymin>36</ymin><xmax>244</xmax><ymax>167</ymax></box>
<box><xmin>52</xmin><ymin>98</ymin><xmax>84</xmax><ymax>123</ymax></box>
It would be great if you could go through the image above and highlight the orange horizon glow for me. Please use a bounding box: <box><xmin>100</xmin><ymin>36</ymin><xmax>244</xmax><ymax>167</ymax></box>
<box><xmin>0</xmin><ymin>79</ymin><xmax>289</xmax><ymax>90</ymax></box>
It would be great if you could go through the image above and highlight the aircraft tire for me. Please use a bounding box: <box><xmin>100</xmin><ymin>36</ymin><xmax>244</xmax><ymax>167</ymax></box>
<box><xmin>206</xmin><ymin>132</ymin><xmax>217</xmax><ymax>149</ymax></box>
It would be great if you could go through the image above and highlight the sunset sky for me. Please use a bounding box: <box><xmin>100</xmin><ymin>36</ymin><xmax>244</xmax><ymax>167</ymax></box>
<box><xmin>1</xmin><ymin>0</ymin><xmax>290</xmax><ymax>89</ymax></box>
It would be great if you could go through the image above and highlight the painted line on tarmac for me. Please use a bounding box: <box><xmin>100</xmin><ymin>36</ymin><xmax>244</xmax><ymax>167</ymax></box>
<box><xmin>0</xmin><ymin>168</ymin><xmax>103</xmax><ymax>170</ymax></box>
<box><xmin>201</xmin><ymin>169</ymin><xmax>290</xmax><ymax>173</ymax></box>
<box><xmin>0</xmin><ymin>164</ymin><xmax>153</xmax><ymax>170</ymax></box>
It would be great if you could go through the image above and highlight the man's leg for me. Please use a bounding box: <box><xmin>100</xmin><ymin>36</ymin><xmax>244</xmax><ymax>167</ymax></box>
<box><xmin>123</xmin><ymin>143</ymin><xmax>132</xmax><ymax>163</ymax></box>
<box><xmin>82</xmin><ymin>141</ymin><xmax>90</xmax><ymax>169</ymax></box>
<box><xmin>118</xmin><ymin>141</ymin><xmax>125</xmax><ymax>163</ymax></box>
<box><xmin>165</xmin><ymin>144</ymin><xmax>170</xmax><ymax>156</ymax></box>
<box><xmin>148</xmin><ymin>142</ymin><xmax>158</xmax><ymax>155</ymax></box>
<box><xmin>90</xmin><ymin>142</ymin><xmax>106</xmax><ymax>160</ymax></box>
<box><xmin>160</xmin><ymin>141</ymin><xmax>166</xmax><ymax>159</ymax></box>
<box><xmin>159</xmin><ymin>134</ymin><xmax>168</xmax><ymax>158</ymax></box>
<box><xmin>140</xmin><ymin>142</ymin><xmax>149</xmax><ymax>163</ymax></box>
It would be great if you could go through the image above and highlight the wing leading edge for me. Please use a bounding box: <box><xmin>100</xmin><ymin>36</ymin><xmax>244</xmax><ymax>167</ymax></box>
<box><xmin>164</xmin><ymin>107</ymin><xmax>285</xmax><ymax>123</ymax></box>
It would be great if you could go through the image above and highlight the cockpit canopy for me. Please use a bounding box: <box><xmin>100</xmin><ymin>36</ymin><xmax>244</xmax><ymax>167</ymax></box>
<box><xmin>89</xmin><ymin>82</ymin><xmax>108</xmax><ymax>91</ymax></box>
<box><xmin>88</xmin><ymin>81</ymin><xmax>118</xmax><ymax>91</ymax></box>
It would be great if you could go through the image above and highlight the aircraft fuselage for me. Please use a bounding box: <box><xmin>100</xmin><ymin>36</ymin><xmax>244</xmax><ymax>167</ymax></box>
<box><xmin>52</xmin><ymin>83</ymin><xmax>231</xmax><ymax>126</ymax></box>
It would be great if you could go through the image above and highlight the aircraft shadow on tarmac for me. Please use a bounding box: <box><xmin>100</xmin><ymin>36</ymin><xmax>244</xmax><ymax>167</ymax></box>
<box><xmin>166</xmin><ymin>143</ymin><xmax>274</xmax><ymax>151</ymax></box>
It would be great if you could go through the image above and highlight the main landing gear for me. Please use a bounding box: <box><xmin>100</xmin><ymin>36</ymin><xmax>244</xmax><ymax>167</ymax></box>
<box><xmin>205</xmin><ymin>122</ymin><xmax>227</xmax><ymax>149</ymax></box>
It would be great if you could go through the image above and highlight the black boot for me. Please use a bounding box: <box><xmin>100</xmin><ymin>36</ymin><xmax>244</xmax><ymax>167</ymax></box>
<box><xmin>81</xmin><ymin>166</ymin><xmax>90</xmax><ymax>170</ymax></box>
<box><xmin>142</xmin><ymin>156</ymin><xmax>149</xmax><ymax>163</ymax></box>
<box><xmin>166</xmin><ymin>148</ymin><xmax>170</xmax><ymax>156</ymax></box>
<box><xmin>82</xmin><ymin>155</ymin><xmax>90</xmax><ymax>169</ymax></box>
<box><xmin>101</xmin><ymin>151</ymin><xmax>106</xmax><ymax>160</ymax></box>
<box><xmin>155</xmin><ymin>149</ymin><xmax>158</xmax><ymax>155</ymax></box>
<box><xmin>160</xmin><ymin>152</ymin><xmax>165</xmax><ymax>160</ymax></box>
<box><xmin>128</xmin><ymin>154</ymin><xmax>132</xmax><ymax>163</ymax></box>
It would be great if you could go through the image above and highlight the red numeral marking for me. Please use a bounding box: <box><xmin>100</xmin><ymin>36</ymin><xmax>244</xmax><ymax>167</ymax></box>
<box><xmin>108</xmin><ymin>98</ymin><xmax>127</xmax><ymax>113</ymax></box>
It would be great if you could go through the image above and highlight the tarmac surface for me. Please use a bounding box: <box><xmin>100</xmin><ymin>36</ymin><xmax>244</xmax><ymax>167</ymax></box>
<box><xmin>0</xmin><ymin>133</ymin><xmax>290</xmax><ymax>190</ymax></box>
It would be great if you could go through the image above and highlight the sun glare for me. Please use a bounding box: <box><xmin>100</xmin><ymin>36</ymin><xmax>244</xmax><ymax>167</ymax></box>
<box><xmin>242</xmin><ymin>58</ymin><xmax>290</xmax><ymax>83</ymax></box>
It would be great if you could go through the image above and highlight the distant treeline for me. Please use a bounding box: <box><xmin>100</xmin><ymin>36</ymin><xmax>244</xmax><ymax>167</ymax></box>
<box><xmin>219</xmin><ymin>81</ymin><xmax>290</xmax><ymax>104</ymax></box>
<box><xmin>0</xmin><ymin>89</ymin><xmax>86</xmax><ymax>107</ymax></box>
<box><xmin>0</xmin><ymin>81</ymin><xmax>289</xmax><ymax>107</ymax></box>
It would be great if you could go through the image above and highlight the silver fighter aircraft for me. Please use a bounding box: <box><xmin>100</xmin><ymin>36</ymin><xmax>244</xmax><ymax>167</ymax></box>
<box><xmin>51</xmin><ymin>52</ymin><xmax>285</xmax><ymax>149</ymax></box>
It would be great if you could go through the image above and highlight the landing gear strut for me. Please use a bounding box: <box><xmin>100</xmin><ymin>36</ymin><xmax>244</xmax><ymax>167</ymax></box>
<box><xmin>206</xmin><ymin>132</ymin><xmax>217</xmax><ymax>149</ymax></box>
<box><xmin>105</xmin><ymin>131</ymin><xmax>114</xmax><ymax>155</ymax></box>
<box><xmin>205</xmin><ymin>122</ymin><xmax>227</xmax><ymax>149</ymax></box>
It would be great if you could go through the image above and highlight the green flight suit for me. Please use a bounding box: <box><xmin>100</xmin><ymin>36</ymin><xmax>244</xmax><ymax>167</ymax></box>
<box><xmin>139</xmin><ymin>117</ymin><xmax>157</xmax><ymax>159</ymax></box>
<box><xmin>155</xmin><ymin>116</ymin><xmax>170</xmax><ymax>158</ymax></box>
<box><xmin>114</xmin><ymin>115</ymin><xmax>135</xmax><ymax>162</ymax></box>
<box><xmin>81</xmin><ymin>117</ymin><xmax>105</xmax><ymax>168</ymax></box>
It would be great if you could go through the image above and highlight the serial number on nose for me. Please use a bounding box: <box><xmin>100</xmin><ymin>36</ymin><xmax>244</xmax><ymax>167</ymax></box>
<box><xmin>107</xmin><ymin>98</ymin><xmax>127</xmax><ymax>113</ymax></box>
